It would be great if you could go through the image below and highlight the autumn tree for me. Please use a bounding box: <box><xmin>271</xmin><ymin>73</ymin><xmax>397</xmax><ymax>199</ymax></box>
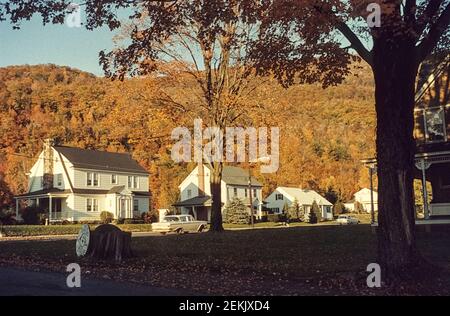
<box><xmin>0</xmin><ymin>0</ymin><xmax>274</xmax><ymax>232</ymax></box>
<box><xmin>246</xmin><ymin>0</ymin><xmax>450</xmax><ymax>280</ymax></box>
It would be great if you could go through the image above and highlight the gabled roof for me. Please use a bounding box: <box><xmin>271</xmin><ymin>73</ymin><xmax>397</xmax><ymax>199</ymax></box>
<box><xmin>173</xmin><ymin>195</ymin><xmax>212</xmax><ymax>207</ymax></box>
<box><xmin>205</xmin><ymin>165</ymin><xmax>262</xmax><ymax>186</ymax></box>
<box><xmin>54</xmin><ymin>146</ymin><xmax>148</xmax><ymax>174</ymax></box>
<box><xmin>354</xmin><ymin>188</ymin><xmax>378</xmax><ymax>196</ymax></box>
<box><xmin>276</xmin><ymin>187</ymin><xmax>332</xmax><ymax>206</ymax></box>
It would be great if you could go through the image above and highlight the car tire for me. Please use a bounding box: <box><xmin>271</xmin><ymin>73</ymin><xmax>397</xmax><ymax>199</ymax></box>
<box><xmin>160</xmin><ymin>232</ymin><xmax>166</xmax><ymax>235</ymax></box>
<box><xmin>176</xmin><ymin>228</ymin><xmax>184</xmax><ymax>235</ymax></box>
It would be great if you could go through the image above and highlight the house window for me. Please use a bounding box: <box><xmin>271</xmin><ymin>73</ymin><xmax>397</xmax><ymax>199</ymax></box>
<box><xmin>253</xmin><ymin>189</ymin><xmax>257</xmax><ymax>198</ymax></box>
<box><xmin>86</xmin><ymin>198</ymin><xmax>98</xmax><ymax>212</ymax></box>
<box><xmin>87</xmin><ymin>173</ymin><xmax>99</xmax><ymax>186</ymax></box>
<box><xmin>187</xmin><ymin>189</ymin><xmax>192</xmax><ymax>198</ymax></box>
<box><xmin>233</xmin><ymin>187</ymin><xmax>238</xmax><ymax>197</ymax></box>
<box><xmin>56</xmin><ymin>174</ymin><xmax>63</xmax><ymax>187</ymax></box>
<box><xmin>245</xmin><ymin>189</ymin><xmax>248</xmax><ymax>198</ymax></box>
<box><xmin>111</xmin><ymin>174</ymin><xmax>118</xmax><ymax>184</ymax></box>
<box><xmin>133</xmin><ymin>199</ymin><xmax>139</xmax><ymax>212</ymax></box>
<box><xmin>275</xmin><ymin>194</ymin><xmax>284</xmax><ymax>200</ymax></box>
<box><xmin>128</xmin><ymin>176</ymin><xmax>139</xmax><ymax>188</ymax></box>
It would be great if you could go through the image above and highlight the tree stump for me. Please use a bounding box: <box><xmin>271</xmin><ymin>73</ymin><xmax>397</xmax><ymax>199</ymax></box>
<box><xmin>76</xmin><ymin>224</ymin><xmax>133</xmax><ymax>262</ymax></box>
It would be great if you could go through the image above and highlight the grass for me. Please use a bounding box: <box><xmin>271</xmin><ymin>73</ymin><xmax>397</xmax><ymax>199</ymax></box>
<box><xmin>0</xmin><ymin>224</ymin><xmax>153</xmax><ymax>236</ymax></box>
<box><xmin>1</xmin><ymin>224</ymin><xmax>450</xmax><ymax>294</ymax></box>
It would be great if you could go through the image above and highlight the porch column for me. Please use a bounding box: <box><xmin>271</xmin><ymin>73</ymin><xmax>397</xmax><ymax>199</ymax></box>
<box><xmin>369</xmin><ymin>164</ymin><xmax>376</xmax><ymax>224</ymax></box>
<box><xmin>49</xmin><ymin>195</ymin><xmax>52</xmax><ymax>221</ymax></box>
<box><xmin>415</xmin><ymin>159</ymin><xmax>431</xmax><ymax>219</ymax></box>
<box><xmin>15</xmin><ymin>199</ymin><xmax>19</xmax><ymax>218</ymax></box>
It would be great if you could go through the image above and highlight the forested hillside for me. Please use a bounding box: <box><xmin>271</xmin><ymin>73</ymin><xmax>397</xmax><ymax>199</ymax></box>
<box><xmin>0</xmin><ymin>64</ymin><xmax>376</xmax><ymax>210</ymax></box>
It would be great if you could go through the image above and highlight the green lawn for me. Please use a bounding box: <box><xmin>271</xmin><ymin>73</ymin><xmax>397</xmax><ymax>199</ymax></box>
<box><xmin>1</xmin><ymin>225</ymin><xmax>449</xmax><ymax>295</ymax></box>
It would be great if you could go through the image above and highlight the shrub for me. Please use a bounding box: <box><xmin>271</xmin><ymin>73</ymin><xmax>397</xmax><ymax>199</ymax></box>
<box><xmin>259</xmin><ymin>215</ymin><xmax>268</xmax><ymax>222</ymax></box>
<box><xmin>1</xmin><ymin>225</ymin><xmax>84</xmax><ymax>237</ymax></box>
<box><xmin>0</xmin><ymin>209</ymin><xmax>16</xmax><ymax>225</ymax></box>
<box><xmin>308</xmin><ymin>201</ymin><xmax>321</xmax><ymax>224</ymax></box>
<box><xmin>286</xmin><ymin>199</ymin><xmax>302</xmax><ymax>222</ymax></box>
<box><xmin>78</xmin><ymin>220</ymin><xmax>101</xmax><ymax>225</ymax></box>
<box><xmin>123</xmin><ymin>218</ymin><xmax>144</xmax><ymax>224</ymax></box>
<box><xmin>100</xmin><ymin>211</ymin><xmax>114</xmax><ymax>224</ymax></box>
<box><xmin>223</xmin><ymin>198</ymin><xmax>249</xmax><ymax>225</ymax></box>
<box><xmin>141</xmin><ymin>211</ymin><xmax>157</xmax><ymax>224</ymax></box>
<box><xmin>20</xmin><ymin>206</ymin><xmax>45</xmax><ymax>225</ymax></box>
<box><xmin>267</xmin><ymin>214</ymin><xmax>286</xmax><ymax>222</ymax></box>
<box><xmin>0</xmin><ymin>223</ymin><xmax>153</xmax><ymax>237</ymax></box>
<box><xmin>333</xmin><ymin>202</ymin><xmax>347</xmax><ymax>215</ymax></box>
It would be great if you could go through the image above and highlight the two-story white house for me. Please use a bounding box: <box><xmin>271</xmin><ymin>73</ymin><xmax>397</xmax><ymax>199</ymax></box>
<box><xmin>173</xmin><ymin>164</ymin><xmax>264</xmax><ymax>222</ymax></box>
<box><xmin>14</xmin><ymin>139</ymin><xmax>150</xmax><ymax>222</ymax></box>
<box><xmin>265</xmin><ymin>186</ymin><xmax>333</xmax><ymax>220</ymax></box>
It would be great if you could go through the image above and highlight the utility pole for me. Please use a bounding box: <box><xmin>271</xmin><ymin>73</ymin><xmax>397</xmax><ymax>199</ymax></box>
<box><xmin>248</xmin><ymin>169</ymin><xmax>254</xmax><ymax>228</ymax></box>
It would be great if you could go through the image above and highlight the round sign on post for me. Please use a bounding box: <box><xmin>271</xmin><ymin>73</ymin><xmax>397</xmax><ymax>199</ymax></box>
<box><xmin>76</xmin><ymin>224</ymin><xmax>90</xmax><ymax>257</ymax></box>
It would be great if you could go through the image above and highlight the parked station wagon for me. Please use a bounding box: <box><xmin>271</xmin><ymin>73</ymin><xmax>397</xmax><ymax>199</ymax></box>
<box><xmin>151</xmin><ymin>215</ymin><xmax>207</xmax><ymax>234</ymax></box>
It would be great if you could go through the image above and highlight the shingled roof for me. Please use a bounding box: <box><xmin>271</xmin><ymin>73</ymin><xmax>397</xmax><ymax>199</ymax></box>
<box><xmin>205</xmin><ymin>165</ymin><xmax>262</xmax><ymax>186</ymax></box>
<box><xmin>54</xmin><ymin>146</ymin><xmax>149</xmax><ymax>174</ymax></box>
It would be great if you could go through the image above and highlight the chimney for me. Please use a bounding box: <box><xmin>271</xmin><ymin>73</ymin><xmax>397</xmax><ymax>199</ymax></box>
<box><xmin>43</xmin><ymin>138</ymin><xmax>55</xmax><ymax>190</ymax></box>
<box><xmin>198</xmin><ymin>162</ymin><xmax>205</xmax><ymax>196</ymax></box>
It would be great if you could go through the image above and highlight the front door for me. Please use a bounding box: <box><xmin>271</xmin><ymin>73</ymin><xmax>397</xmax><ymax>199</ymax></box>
<box><xmin>120</xmin><ymin>198</ymin><xmax>128</xmax><ymax>218</ymax></box>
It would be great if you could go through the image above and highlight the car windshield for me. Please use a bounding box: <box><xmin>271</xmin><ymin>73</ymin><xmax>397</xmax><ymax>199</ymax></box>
<box><xmin>164</xmin><ymin>216</ymin><xmax>179</xmax><ymax>222</ymax></box>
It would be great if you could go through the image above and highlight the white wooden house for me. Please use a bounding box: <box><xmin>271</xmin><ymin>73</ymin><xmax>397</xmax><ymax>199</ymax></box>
<box><xmin>173</xmin><ymin>164</ymin><xmax>263</xmax><ymax>221</ymax></box>
<box><xmin>14</xmin><ymin>139</ymin><xmax>150</xmax><ymax>222</ymax></box>
<box><xmin>265</xmin><ymin>186</ymin><xmax>333</xmax><ymax>220</ymax></box>
<box><xmin>344</xmin><ymin>188</ymin><xmax>378</xmax><ymax>213</ymax></box>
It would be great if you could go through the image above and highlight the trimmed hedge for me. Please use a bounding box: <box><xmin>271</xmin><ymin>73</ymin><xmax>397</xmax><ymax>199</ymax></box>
<box><xmin>0</xmin><ymin>224</ymin><xmax>153</xmax><ymax>237</ymax></box>
<box><xmin>1</xmin><ymin>225</ymin><xmax>84</xmax><ymax>237</ymax></box>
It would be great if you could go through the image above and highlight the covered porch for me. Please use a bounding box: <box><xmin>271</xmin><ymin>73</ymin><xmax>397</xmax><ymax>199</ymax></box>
<box><xmin>14</xmin><ymin>189</ymin><xmax>70</xmax><ymax>223</ymax></box>
<box><xmin>414</xmin><ymin>150</ymin><xmax>450</xmax><ymax>218</ymax></box>
<box><xmin>363</xmin><ymin>150</ymin><xmax>450</xmax><ymax>225</ymax></box>
<box><xmin>173</xmin><ymin>196</ymin><xmax>212</xmax><ymax>222</ymax></box>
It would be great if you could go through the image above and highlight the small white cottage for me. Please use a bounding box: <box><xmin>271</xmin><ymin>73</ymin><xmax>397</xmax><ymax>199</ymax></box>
<box><xmin>344</xmin><ymin>188</ymin><xmax>378</xmax><ymax>213</ymax></box>
<box><xmin>265</xmin><ymin>186</ymin><xmax>333</xmax><ymax>220</ymax></box>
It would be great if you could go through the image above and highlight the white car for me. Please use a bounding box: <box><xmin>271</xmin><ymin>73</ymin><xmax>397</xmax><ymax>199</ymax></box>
<box><xmin>151</xmin><ymin>215</ymin><xmax>207</xmax><ymax>234</ymax></box>
<box><xmin>336</xmin><ymin>215</ymin><xmax>360</xmax><ymax>225</ymax></box>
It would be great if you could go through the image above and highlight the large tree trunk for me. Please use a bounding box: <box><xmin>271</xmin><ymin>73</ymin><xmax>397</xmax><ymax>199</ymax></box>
<box><xmin>372</xmin><ymin>35</ymin><xmax>423</xmax><ymax>281</ymax></box>
<box><xmin>209</xmin><ymin>162</ymin><xmax>224</xmax><ymax>232</ymax></box>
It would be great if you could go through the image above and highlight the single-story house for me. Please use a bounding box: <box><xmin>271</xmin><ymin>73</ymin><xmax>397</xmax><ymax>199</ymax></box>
<box><xmin>265</xmin><ymin>186</ymin><xmax>333</xmax><ymax>220</ymax></box>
